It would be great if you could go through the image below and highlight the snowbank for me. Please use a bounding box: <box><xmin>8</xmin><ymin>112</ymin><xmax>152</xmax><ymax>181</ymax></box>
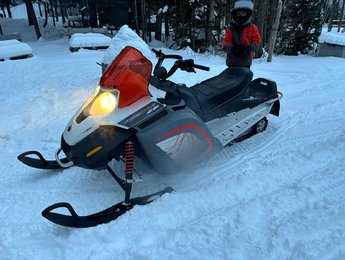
<box><xmin>102</xmin><ymin>25</ymin><xmax>153</xmax><ymax>65</ymax></box>
<box><xmin>0</xmin><ymin>16</ymin><xmax>65</xmax><ymax>42</ymax></box>
<box><xmin>69</xmin><ymin>33</ymin><xmax>111</xmax><ymax>49</ymax></box>
<box><xmin>0</xmin><ymin>39</ymin><xmax>32</xmax><ymax>60</ymax></box>
<box><xmin>0</xmin><ymin>17</ymin><xmax>35</xmax><ymax>41</ymax></box>
<box><xmin>319</xmin><ymin>27</ymin><xmax>345</xmax><ymax>46</ymax></box>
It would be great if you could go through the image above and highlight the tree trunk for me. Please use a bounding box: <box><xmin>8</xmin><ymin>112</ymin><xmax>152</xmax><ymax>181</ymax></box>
<box><xmin>54</xmin><ymin>2</ymin><xmax>59</xmax><ymax>22</ymax></box>
<box><xmin>25</xmin><ymin>0</ymin><xmax>35</xmax><ymax>25</ymax></box>
<box><xmin>38</xmin><ymin>1</ymin><xmax>43</xmax><ymax>17</ymax></box>
<box><xmin>5</xmin><ymin>1</ymin><xmax>12</xmax><ymax>18</ymax></box>
<box><xmin>60</xmin><ymin>1</ymin><xmax>67</xmax><ymax>25</ymax></box>
<box><xmin>134</xmin><ymin>0</ymin><xmax>139</xmax><ymax>34</ymax></box>
<box><xmin>51</xmin><ymin>3</ymin><xmax>56</xmax><ymax>26</ymax></box>
<box><xmin>25</xmin><ymin>0</ymin><xmax>42</xmax><ymax>39</ymax></box>
<box><xmin>268</xmin><ymin>0</ymin><xmax>278</xmax><ymax>36</ymax></box>
<box><xmin>225</xmin><ymin>0</ymin><xmax>231</xmax><ymax>25</ymax></box>
<box><xmin>267</xmin><ymin>0</ymin><xmax>282</xmax><ymax>62</ymax></box>
<box><xmin>1</xmin><ymin>5</ymin><xmax>6</xmax><ymax>18</ymax></box>
<box><xmin>254</xmin><ymin>0</ymin><xmax>268</xmax><ymax>48</ymax></box>
<box><xmin>155</xmin><ymin>11</ymin><xmax>162</xmax><ymax>41</ymax></box>
<box><xmin>338</xmin><ymin>0</ymin><xmax>345</xmax><ymax>32</ymax></box>
<box><xmin>328</xmin><ymin>0</ymin><xmax>337</xmax><ymax>32</ymax></box>
<box><xmin>134</xmin><ymin>0</ymin><xmax>140</xmax><ymax>35</ymax></box>
<box><xmin>141</xmin><ymin>0</ymin><xmax>147</xmax><ymax>42</ymax></box>
<box><xmin>164</xmin><ymin>11</ymin><xmax>169</xmax><ymax>37</ymax></box>
<box><xmin>179</xmin><ymin>0</ymin><xmax>185</xmax><ymax>46</ymax></box>
<box><xmin>43</xmin><ymin>1</ymin><xmax>48</xmax><ymax>27</ymax></box>
<box><xmin>87</xmin><ymin>0</ymin><xmax>98</xmax><ymax>27</ymax></box>
<box><xmin>207</xmin><ymin>0</ymin><xmax>216</xmax><ymax>48</ymax></box>
<box><xmin>146</xmin><ymin>1</ymin><xmax>152</xmax><ymax>41</ymax></box>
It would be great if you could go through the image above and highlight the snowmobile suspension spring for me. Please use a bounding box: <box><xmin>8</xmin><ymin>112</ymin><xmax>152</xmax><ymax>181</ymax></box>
<box><xmin>124</xmin><ymin>140</ymin><xmax>135</xmax><ymax>175</ymax></box>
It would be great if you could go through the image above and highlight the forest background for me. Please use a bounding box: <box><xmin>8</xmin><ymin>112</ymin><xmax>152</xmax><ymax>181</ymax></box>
<box><xmin>0</xmin><ymin>0</ymin><xmax>344</xmax><ymax>57</ymax></box>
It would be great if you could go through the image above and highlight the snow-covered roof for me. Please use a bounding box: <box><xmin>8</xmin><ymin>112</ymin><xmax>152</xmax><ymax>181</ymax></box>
<box><xmin>319</xmin><ymin>27</ymin><xmax>345</xmax><ymax>46</ymax></box>
<box><xmin>0</xmin><ymin>39</ymin><xmax>33</xmax><ymax>60</ymax></box>
<box><xmin>69</xmin><ymin>33</ymin><xmax>111</xmax><ymax>48</ymax></box>
<box><xmin>102</xmin><ymin>25</ymin><xmax>153</xmax><ymax>65</ymax></box>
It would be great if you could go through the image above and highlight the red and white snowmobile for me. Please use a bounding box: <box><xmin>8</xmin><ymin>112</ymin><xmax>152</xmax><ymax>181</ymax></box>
<box><xmin>18</xmin><ymin>46</ymin><xmax>282</xmax><ymax>227</ymax></box>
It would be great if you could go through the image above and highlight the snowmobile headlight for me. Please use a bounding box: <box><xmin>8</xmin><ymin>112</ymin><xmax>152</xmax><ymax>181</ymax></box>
<box><xmin>82</xmin><ymin>86</ymin><xmax>101</xmax><ymax>110</ymax></box>
<box><xmin>89</xmin><ymin>92</ymin><xmax>117</xmax><ymax>115</ymax></box>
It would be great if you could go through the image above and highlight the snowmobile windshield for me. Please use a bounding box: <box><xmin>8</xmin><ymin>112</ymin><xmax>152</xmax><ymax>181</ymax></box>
<box><xmin>100</xmin><ymin>46</ymin><xmax>152</xmax><ymax>108</ymax></box>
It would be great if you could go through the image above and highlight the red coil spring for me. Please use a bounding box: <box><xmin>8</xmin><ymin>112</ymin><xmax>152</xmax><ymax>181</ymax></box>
<box><xmin>124</xmin><ymin>140</ymin><xmax>135</xmax><ymax>174</ymax></box>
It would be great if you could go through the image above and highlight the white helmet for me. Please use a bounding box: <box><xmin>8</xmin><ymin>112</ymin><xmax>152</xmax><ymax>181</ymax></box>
<box><xmin>231</xmin><ymin>0</ymin><xmax>254</xmax><ymax>26</ymax></box>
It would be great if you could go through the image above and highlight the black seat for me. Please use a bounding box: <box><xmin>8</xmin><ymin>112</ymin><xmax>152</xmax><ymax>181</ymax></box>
<box><xmin>179</xmin><ymin>67</ymin><xmax>253</xmax><ymax>115</ymax></box>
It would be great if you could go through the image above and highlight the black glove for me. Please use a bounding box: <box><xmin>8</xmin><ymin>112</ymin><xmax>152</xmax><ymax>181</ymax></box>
<box><xmin>232</xmin><ymin>44</ymin><xmax>251</xmax><ymax>56</ymax></box>
<box><xmin>244</xmin><ymin>44</ymin><xmax>253</xmax><ymax>54</ymax></box>
<box><xmin>223</xmin><ymin>45</ymin><xmax>232</xmax><ymax>53</ymax></box>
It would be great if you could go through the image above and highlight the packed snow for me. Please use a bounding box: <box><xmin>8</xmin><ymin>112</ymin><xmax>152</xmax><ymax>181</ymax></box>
<box><xmin>103</xmin><ymin>25</ymin><xmax>153</xmax><ymax>65</ymax></box>
<box><xmin>1</xmin><ymin>19</ymin><xmax>345</xmax><ymax>259</ymax></box>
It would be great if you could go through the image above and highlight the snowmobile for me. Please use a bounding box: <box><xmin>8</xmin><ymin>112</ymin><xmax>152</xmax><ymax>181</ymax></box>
<box><xmin>18</xmin><ymin>46</ymin><xmax>282</xmax><ymax>228</ymax></box>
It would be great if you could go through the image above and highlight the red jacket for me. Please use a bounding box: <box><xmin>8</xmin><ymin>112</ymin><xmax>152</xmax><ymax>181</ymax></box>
<box><xmin>222</xmin><ymin>23</ymin><xmax>261</xmax><ymax>67</ymax></box>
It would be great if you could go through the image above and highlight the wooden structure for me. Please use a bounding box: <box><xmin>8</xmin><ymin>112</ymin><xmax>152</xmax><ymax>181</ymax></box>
<box><xmin>314</xmin><ymin>42</ymin><xmax>345</xmax><ymax>58</ymax></box>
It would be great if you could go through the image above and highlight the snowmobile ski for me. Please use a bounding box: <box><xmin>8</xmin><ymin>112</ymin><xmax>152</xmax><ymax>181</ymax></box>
<box><xmin>17</xmin><ymin>151</ymin><xmax>72</xmax><ymax>170</ymax></box>
<box><xmin>41</xmin><ymin>187</ymin><xmax>174</xmax><ymax>228</ymax></box>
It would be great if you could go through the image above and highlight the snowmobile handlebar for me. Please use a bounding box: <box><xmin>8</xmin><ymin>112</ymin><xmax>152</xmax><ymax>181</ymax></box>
<box><xmin>152</xmin><ymin>48</ymin><xmax>183</xmax><ymax>60</ymax></box>
<box><xmin>152</xmin><ymin>48</ymin><xmax>210</xmax><ymax>80</ymax></box>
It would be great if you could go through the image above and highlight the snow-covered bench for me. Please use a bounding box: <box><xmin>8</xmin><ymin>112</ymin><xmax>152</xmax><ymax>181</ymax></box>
<box><xmin>315</xmin><ymin>28</ymin><xmax>345</xmax><ymax>58</ymax></box>
<box><xmin>66</xmin><ymin>27</ymin><xmax>111</xmax><ymax>38</ymax></box>
<box><xmin>0</xmin><ymin>39</ymin><xmax>33</xmax><ymax>61</ymax></box>
<box><xmin>69</xmin><ymin>33</ymin><xmax>111</xmax><ymax>52</ymax></box>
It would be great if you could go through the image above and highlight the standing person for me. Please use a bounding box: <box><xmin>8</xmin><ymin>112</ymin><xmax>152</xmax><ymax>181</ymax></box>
<box><xmin>222</xmin><ymin>0</ymin><xmax>261</xmax><ymax>68</ymax></box>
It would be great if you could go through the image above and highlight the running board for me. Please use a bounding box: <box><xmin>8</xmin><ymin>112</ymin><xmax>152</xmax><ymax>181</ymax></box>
<box><xmin>207</xmin><ymin>100</ymin><xmax>277</xmax><ymax>146</ymax></box>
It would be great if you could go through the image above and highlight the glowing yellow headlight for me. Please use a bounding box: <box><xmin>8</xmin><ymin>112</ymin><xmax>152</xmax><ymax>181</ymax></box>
<box><xmin>89</xmin><ymin>92</ymin><xmax>117</xmax><ymax>115</ymax></box>
<box><xmin>82</xmin><ymin>86</ymin><xmax>101</xmax><ymax>110</ymax></box>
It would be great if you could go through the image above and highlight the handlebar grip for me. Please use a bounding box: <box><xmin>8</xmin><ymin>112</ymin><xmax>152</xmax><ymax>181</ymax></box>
<box><xmin>152</xmin><ymin>49</ymin><xmax>182</xmax><ymax>60</ymax></box>
<box><xmin>152</xmin><ymin>48</ymin><xmax>160</xmax><ymax>54</ymax></box>
<box><xmin>193</xmin><ymin>64</ymin><xmax>210</xmax><ymax>71</ymax></box>
<box><xmin>152</xmin><ymin>48</ymin><xmax>162</xmax><ymax>58</ymax></box>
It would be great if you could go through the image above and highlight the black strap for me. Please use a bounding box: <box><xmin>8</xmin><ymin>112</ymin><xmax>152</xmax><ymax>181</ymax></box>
<box><xmin>230</xmin><ymin>25</ymin><xmax>242</xmax><ymax>45</ymax></box>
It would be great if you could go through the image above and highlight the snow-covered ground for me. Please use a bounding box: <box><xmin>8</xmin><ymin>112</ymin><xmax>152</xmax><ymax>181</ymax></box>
<box><xmin>1</xmin><ymin>15</ymin><xmax>345</xmax><ymax>258</ymax></box>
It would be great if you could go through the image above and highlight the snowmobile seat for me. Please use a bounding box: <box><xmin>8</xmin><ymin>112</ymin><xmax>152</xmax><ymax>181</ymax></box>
<box><xmin>189</xmin><ymin>67</ymin><xmax>253</xmax><ymax>113</ymax></box>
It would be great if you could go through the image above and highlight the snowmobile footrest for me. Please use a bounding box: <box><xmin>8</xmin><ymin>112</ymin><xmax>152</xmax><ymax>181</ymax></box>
<box><xmin>41</xmin><ymin>187</ymin><xmax>174</xmax><ymax>228</ymax></box>
<box><xmin>17</xmin><ymin>151</ymin><xmax>70</xmax><ymax>170</ymax></box>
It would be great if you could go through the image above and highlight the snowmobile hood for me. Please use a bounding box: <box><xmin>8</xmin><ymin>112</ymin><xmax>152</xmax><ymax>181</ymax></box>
<box><xmin>62</xmin><ymin>47</ymin><xmax>155</xmax><ymax>147</ymax></box>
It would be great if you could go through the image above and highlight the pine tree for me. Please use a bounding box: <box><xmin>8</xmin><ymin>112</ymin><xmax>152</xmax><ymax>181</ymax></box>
<box><xmin>276</xmin><ymin>0</ymin><xmax>324</xmax><ymax>55</ymax></box>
